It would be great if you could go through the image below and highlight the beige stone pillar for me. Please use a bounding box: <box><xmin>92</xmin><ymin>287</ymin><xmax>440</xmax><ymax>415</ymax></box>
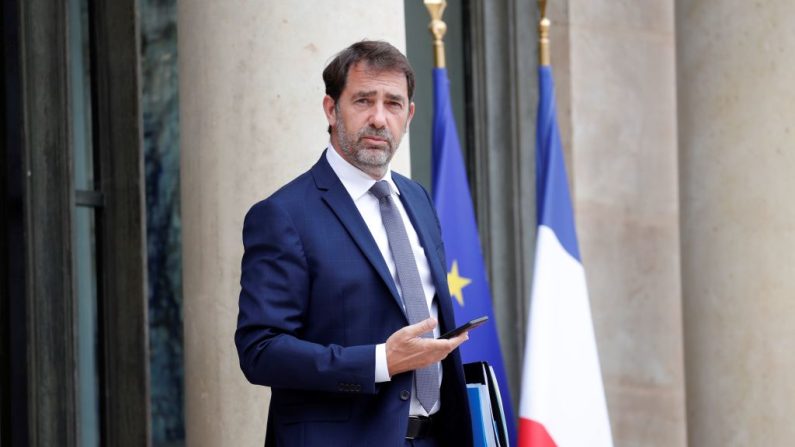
<box><xmin>178</xmin><ymin>2</ymin><xmax>410</xmax><ymax>445</ymax></box>
<box><xmin>677</xmin><ymin>1</ymin><xmax>795</xmax><ymax>445</ymax></box>
<box><xmin>563</xmin><ymin>1</ymin><xmax>688</xmax><ymax>445</ymax></box>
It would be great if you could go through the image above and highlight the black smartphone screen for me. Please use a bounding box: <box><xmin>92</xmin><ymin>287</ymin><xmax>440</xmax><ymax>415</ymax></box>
<box><xmin>438</xmin><ymin>316</ymin><xmax>489</xmax><ymax>339</ymax></box>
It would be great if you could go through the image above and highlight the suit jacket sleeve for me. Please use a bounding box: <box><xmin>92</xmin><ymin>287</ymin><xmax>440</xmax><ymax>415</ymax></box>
<box><xmin>235</xmin><ymin>198</ymin><xmax>376</xmax><ymax>394</ymax></box>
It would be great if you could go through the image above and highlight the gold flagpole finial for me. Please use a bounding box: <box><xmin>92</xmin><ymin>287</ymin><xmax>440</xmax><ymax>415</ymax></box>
<box><xmin>424</xmin><ymin>0</ymin><xmax>448</xmax><ymax>68</ymax></box>
<box><xmin>538</xmin><ymin>0</ymin><xmax>551</xmax><ymax>66</ymax></box>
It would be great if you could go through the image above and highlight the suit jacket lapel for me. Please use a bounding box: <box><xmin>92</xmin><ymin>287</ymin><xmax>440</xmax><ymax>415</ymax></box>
<box><xmin>311</xmin><ymin>153</ymin><xmax>406</xmax><ymax>316</ymax></box>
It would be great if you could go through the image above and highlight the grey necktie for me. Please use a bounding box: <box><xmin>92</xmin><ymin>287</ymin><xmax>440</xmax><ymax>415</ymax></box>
<box><xmin>370</xmin><ymin>180</ymin><xmax>439</xmax><ymax>413</ymax></box>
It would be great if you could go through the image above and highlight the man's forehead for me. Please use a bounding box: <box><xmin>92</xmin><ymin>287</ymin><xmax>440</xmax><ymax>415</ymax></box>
<box><xmin>344</xmin><ymin>63</ymin><xmax>408</xmax><ymax>96</ymax></box>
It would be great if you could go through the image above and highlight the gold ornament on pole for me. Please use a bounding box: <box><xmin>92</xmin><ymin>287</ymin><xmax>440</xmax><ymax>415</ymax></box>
<box><xmin>538</xmin><ymin>0</ymin><xmax>551</xmax><ymax>66</ymax></box>
<box><xmin>424</xmin><ymin>0</ymin><xmax>448</xmax><ymax>68</ymax></box>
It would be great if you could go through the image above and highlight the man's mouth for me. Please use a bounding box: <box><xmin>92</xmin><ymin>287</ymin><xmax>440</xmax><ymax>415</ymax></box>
<box><xmin>361</xmin><ymin>136</ymin><xmax>388</xmax><ymax>145</ymax></box>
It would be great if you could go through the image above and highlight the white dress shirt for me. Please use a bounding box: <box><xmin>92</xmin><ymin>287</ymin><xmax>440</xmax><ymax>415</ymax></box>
<box><xmin>325</xmin><ymin>145</ymin><xmax>441</xmax><ymax>416</ymax></box>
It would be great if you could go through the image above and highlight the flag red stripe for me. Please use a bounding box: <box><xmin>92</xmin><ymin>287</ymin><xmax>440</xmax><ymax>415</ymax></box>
<box><xmin>518</xmin><ymin>417</ymin><xmax>557</xmax><ymax>447</ymax></box>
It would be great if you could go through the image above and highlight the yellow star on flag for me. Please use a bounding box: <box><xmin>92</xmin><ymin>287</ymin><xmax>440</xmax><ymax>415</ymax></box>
<box><xmin>447</xmin><ymin>260</ymin><xmax>472</xmax><ymax>307</ymax></box>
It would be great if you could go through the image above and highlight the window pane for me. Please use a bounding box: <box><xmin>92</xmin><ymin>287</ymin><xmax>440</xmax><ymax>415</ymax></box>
<box><xmin>69</xmin><ymin>0</ymin><xmax>100</xmax><ymax>444</ymax></box>
<box><xmin>73</xmin><ymin>207</ymin><xmax>100</xmax><ymax>447</ymax></box>
<box><xmin>69</xmin><ymin>0</ymin><xmax>94</xmax><ymax>192</ymax></box>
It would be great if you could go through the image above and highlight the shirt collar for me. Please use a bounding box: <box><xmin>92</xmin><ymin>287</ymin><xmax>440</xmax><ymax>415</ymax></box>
<box><xmin>325</xmin><ymin>144</ymin><xmax>399</xmax><ymax>201</ymax></box>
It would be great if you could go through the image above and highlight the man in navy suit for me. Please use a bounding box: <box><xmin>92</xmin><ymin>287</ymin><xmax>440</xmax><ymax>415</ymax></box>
<box><xmin>235</xmin><ymin>41</ymin><xmax>473</xmax><ymax>446</ymax></box>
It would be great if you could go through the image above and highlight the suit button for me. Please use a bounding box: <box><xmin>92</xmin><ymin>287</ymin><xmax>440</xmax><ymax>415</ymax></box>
<box><xmin>400</xmin><ymin>390</ymin><xmax>410</xmax><ymax>401</ymax></box>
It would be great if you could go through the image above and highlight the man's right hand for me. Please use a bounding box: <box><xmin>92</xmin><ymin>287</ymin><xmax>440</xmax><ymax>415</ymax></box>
<box><xmin>385</xmin><ymin>318</ymin><xmax>468</xmax><ymax>377</ymax></box>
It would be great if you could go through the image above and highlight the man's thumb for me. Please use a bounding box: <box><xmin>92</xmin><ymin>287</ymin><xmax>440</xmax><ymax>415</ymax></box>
<box><xmin>408</xmin><ymin>318</ymin><xmax>437</xmax><ymax>337</ymax></box>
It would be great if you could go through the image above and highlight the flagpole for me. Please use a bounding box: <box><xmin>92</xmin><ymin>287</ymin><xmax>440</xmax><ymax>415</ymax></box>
<box><xmin>538</xmin><ymin>0</ymin><xmax>551</xmax><ymax>66</ymax></box>
<box><xmin>424</xmin><ymin>0</ymin><xmax>447</xmax><ymax>69</ymax></box>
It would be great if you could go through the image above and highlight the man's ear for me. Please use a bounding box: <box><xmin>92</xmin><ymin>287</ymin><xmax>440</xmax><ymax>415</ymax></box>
<box><xmin>406</xmin><ymin>102</ymin><xmax>416</xmax><ymax>130</ymax></box>
<box><xmin>323</xmin><ymin>95</ymin><xmax>337</xmax><ymax>128</ymax></box>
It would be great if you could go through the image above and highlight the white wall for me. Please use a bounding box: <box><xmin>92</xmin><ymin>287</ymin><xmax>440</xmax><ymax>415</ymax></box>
<box><xmin>178</xmin><ymin>2</ymin><xmax>410</xmax><ymax>444</ymax></box>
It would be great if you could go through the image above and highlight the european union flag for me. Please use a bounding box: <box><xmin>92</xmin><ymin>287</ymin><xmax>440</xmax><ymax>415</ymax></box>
<box><xmin>431</xmin><ymin>67</ymin><xmax>517</xmax><ymax>445</ymax></box>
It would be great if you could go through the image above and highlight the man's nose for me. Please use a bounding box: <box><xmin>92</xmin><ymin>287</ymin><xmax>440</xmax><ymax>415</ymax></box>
<box><xmin>369</xmin><ymin>103</ymin><xmax>387</xmax><ymax>128</ymax></box>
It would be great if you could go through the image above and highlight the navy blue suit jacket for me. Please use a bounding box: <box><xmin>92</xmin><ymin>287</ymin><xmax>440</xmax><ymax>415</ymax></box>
<box><xmin>235</xmin><ymin>152</ymin><xmax>473</xmax><ymax>446</ymax></box>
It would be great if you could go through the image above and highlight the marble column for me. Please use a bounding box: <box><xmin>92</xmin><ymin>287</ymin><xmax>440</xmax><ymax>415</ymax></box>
<box><xmin>563</xmin><ymin>1</ymin><xmax>688</xmax><ymax>445</ymax></box>
<box><xmin>178</xmin><ymin>2</ymin><xmax>410</xmax><ymax>444</ymax></box>
<box><xmin>677</xmin><ymin>1</ymin><xmax>795</xmax><ymax>445</ymax></box>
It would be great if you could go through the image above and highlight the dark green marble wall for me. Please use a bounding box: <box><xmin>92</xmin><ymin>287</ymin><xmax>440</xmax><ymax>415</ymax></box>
<box><xmin>140</xmin><ymin>0</ymin><xmax>183</xmax><ymax>444</ymax></box>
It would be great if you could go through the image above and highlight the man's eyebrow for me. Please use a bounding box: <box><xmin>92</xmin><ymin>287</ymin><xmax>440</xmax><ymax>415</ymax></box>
<box><xmin>385</xmin><ymin>93</ymin><xmax>407</xmax><ymax>103</ymax></box>
<box><xmin>351</xmin><ymin>90</ymin><xmax>378</xmax><ymax>98</ymax></box>
<box><xmin>350</xmin><ymin>90</ymin><xmax>407</xmax><ymax>103</ymax></box>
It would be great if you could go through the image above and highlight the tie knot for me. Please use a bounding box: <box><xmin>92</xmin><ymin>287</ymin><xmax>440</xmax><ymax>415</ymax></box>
<box><xmin>369</xmin><ymin>180</ymin><xmax>392</xmax><ymax>200</ymax></box>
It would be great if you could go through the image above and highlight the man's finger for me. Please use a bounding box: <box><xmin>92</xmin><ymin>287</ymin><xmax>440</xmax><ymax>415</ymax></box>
<box><xmin>447</xmin><ymin>330</ymin><xmax>469</xmax><ymax>349</ymax></box>
<box><xmin>403</xmin><ymin>318</ymin><xmax>437</xmax><ymax>338</ymax></box>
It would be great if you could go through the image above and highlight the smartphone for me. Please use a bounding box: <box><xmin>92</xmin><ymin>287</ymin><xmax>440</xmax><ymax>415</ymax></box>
<box><xmin>438</xmin><ymin>316</ymin><xmax>488</xmax><ymax>339</ymax></box>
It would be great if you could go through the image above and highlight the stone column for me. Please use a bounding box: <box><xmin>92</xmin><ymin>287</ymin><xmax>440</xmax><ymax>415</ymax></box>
<box><xmin>564</xmin><ymin>1</ymin><xmax>688</xmax><ymax>445</ymax></box>
<box><xmin>178</xmin><ymin>2</ymin><xmax>410</xmax><ymax>445</ymax></box>
<box><xmin>677</xmin><ymin>1</ymin><xmax>795</xmax><ymax>445</ymax></box>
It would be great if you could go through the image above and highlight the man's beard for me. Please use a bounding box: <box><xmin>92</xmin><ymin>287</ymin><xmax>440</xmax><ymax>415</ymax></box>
<box><xmin>336</xmin><ymin>107</ymin><xmax>404</xmax><ymax>175</ymax></box>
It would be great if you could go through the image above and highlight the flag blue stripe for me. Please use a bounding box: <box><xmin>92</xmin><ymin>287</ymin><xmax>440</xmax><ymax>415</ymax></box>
<box><xmin>431</xmin><ymin>67</ymin><xmax>517</xmax><ymax>446</ymax></box>
<box><xmin>536</xmin><ymin>66</ymin><xmax>581</xmax><ymax>261</ymax></box>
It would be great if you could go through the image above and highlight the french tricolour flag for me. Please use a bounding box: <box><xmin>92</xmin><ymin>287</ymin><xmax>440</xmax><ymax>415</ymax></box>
<box><xmin>518</xmin><ymin>65</ymin><xmax>613</xmax><ymax>447</ymax></box>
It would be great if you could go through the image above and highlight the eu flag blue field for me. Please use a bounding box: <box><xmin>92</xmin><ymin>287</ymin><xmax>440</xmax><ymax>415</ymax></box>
<box><xmin>431</xmin><ymin>67</ymin><xmax>517</xmax><ymax>445</ymax></box>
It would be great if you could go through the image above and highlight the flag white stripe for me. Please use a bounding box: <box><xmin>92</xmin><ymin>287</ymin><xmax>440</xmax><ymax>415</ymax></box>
<box><xmin>520</xmin><ymin>225</ymin><xmax>613</xmax><ymax>446</ymax></box>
